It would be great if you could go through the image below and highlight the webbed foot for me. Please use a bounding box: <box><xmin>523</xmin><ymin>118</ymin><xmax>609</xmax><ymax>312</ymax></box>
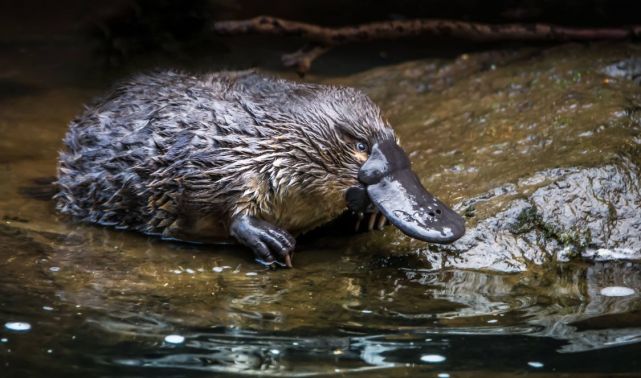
<box><xmin>230</xmin><ymin>215</ymin><xmax>296</xmax><ymax>268</ymax></box>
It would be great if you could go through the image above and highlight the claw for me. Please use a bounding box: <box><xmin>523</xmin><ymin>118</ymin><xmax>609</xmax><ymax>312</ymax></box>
<box><xmin>376</xmin><ymin>213</ymin><xmax>387</xmax><ymax>230</ymax></box>
<box><xmin>284</xmin><ymin>253</ymin><xmax>294</xmax><ymax>268</ymax></box>
<box><xmin>368</xmin><ymin>210</ymin><xmax>378</xmax><ymax>231</ymax></box>
<box><xmin>354</xmin><ymin>212</ymin><xmax>364</xmax><ymax>231</ymax></box>
<box><xmin>231</xmin><ymin>215</ymin><xmax>296</xmax><ymax>269</ymax></box>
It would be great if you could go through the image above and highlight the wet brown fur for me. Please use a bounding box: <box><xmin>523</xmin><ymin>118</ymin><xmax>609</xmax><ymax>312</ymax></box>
<box><xmin>56</xmin><ymin>70</ymin><xmax>395</xmax><ymax>242</ymax></box>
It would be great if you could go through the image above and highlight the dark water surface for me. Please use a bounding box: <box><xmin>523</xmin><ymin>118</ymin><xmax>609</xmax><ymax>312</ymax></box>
<box><xmin>1</xmin><ymin>22</ymin><xmax>641</xmax><ymax>377</ymax></box>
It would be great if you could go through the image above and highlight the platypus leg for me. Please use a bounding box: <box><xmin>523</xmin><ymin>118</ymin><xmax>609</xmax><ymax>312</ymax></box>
<box><xmin>230</xmin><ymin>215</ymin><xmax>296</xmax><ymax>268</ymax></box>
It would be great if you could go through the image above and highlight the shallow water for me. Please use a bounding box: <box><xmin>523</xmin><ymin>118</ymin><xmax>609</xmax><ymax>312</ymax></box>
<box><xmin>1</xmin><ymin>30</ymin><xmax>641</xmax><ymax>377</ymax></box>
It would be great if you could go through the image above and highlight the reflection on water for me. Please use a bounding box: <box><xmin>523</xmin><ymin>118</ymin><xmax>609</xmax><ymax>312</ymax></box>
<box><xmin>1</xmin><ymin>23</ymin><xmax>641</xmax><ymax>377</ymax></box>
<box><xmin>2</xmin><ymin>221</ymin><xmax>641</xmax><ymax>376</ymax></box>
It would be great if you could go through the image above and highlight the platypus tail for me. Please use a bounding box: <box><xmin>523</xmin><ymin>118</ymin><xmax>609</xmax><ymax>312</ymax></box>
<box><xmin>19</xmin><ymin>176</ymin><xmax>57</xmax><ymax>201</ymax></box>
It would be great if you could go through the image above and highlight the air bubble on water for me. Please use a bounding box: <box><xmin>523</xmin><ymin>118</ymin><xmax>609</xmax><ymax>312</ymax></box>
<box><xmin>420</xmin><ymin>354</ymin><xmax>446</xmax><ymax>363</ymax></box>
<box><xmin>164</xmin><ymin>334</ymin><xmax>185</xmax><ymax>344</ymax></box>
<box><xmin>245</xmin><ymin>272</ymin><xmax>258</xmax><ymax>276</ymax></box>
<box><xmin>4</xmin><ymin>322</ymin><xmax>31</xmax><ymax>332</ymax></box>
<box><xmin>438</xmin><ymin>373</ymin><xmax>450</xmax><ymax>378</ymax></box>
<box><xmin>528</xmin><ymin>361</ymin><xmax>544</xmax><ymax>368</ymax></box>
<box><xmin>49</xmin><ymin>267</ymin><xmax>60</xmax><ymax>272</ymax></box>
<box><xmin>212</xmin><ymin>267</ymin><xmax>224</xmax><ymax>273</ymax></box>
<box><xmin>42</xmin><ymin>306</ymin><xmax>54</xmax><ymax>311</ymax></box>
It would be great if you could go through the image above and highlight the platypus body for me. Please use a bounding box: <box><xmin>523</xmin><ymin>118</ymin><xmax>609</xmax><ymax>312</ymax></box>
<box><xmin>56</xmin><ymin>70</ymin><xmax>464</xmax><ymax>267</ymax></box>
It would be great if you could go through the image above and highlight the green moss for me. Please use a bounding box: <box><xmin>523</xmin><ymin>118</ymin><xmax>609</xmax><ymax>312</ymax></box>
<box><xmin>463</xmin><ymin>205</ymin><xmax>476</xmax><ymax>218</ymax></box>
<box><xmin>510</xmin><ymin>206</ymin><xmax>540</xmax><ymax>234</ymax></box>
<box><xmin>510</xmin><ymin>206</ymin><xmax>592</xmax><ymax>254</ymax></box>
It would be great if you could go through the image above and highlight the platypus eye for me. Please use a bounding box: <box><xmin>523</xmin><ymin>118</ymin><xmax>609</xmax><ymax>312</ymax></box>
<box><xmin>355</xmin><ymin>141</ymin><xmax>369</xmax><ymax>153</ymax></box>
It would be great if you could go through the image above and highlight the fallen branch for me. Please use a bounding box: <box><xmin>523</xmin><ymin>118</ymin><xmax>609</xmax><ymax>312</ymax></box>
<box><xmin>213</xmin><ymin>16</ymin><xmax>641</xmax><ymax>74</ymax></box>
<box><xmin>281</xmin><ymin>44</ymin><xmax>330</xmax><ymax>74</ymax></box>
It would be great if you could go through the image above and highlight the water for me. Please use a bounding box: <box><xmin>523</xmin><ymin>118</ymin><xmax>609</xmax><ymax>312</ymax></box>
<box><xmin>1</xmin><ymin>20</ymin><xmax>641</xmax><ymax>377</ymax></box>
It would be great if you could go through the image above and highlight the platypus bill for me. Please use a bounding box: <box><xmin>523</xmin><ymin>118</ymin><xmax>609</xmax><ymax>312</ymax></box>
<box><xmin>56</xmin><ymin>70</ymin><xmax>465</xmax><ymax>268</ymax></box>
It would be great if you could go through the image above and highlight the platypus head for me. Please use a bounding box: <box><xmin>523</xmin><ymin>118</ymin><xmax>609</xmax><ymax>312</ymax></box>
<box><xmin>256</xmin><ymin>78</ymin><xmax>465</xmax><ymax>244</ymax></box>
<box><xmin>344</xmin><ymin>139</ymin><xmax>466</xmax><ymax>244</ymax></box>
<box><xmin>335</xmin><ymin>99</ymin><xmax>465</xmax><ymax>244</ymax></box>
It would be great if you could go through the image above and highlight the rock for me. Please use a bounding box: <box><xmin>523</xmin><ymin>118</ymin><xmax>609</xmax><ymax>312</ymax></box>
<box><xmin>336</xmin><ymin>43</ymin><xmax>641</xmax><ymax>272</ymax></box>
<box><xmin>429</xmin><ymin>162</ymin><xmax>641</xmax><ymax>271</ymax></box>
<box><xmin>601</xmin><ymin>57</ymin><xmax>641</xmax><ymax>85</ymax></box>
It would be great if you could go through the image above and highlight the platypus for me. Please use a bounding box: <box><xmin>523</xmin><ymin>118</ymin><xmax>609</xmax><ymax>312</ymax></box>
<box><xmin>56</xmin><ymin>70</ymin><xmax>465</xmax><ymax>267</ymax></box>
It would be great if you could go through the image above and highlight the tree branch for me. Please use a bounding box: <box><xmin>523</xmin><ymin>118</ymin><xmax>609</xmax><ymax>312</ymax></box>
<box><xmin>213</xmin><ymin>16</ymin><xmax>641</xmax><ymax>74</ymax></box>
<box><xmin>281</xmin><ymin>44</ymin><xmax>331</xmax><ymax>74</ymax></box>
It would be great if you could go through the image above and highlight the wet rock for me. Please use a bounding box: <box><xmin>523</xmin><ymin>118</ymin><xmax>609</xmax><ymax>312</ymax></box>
<box><xmin>428</xmin><ymin>162</ymin><xmax>641</xmax><ymax>271</ymax></box>
<box><xmin>532</xmin><ymin>163</ymin><xmax>641</xmax><ymax>254</ymax></box>
<box><xmin>601</xmin><ymin>58</ymin><xmax>641</xmax><ymax>85</ymax></box>
<box><xmin>337</xmin><ymin>43</ymin><xmax>641</xmax><ymax>272</ymax></box>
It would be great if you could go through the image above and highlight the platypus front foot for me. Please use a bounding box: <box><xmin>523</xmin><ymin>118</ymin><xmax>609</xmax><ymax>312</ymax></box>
<box><xmin>230</xmin><ymin>215</ymin><xmax>296</xmax><ymax>268</ymax></box>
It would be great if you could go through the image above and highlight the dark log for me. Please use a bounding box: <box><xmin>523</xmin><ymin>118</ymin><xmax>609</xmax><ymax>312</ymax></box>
<box><xmin>213</xmin><ymin>16</ymin><xmax>641</xmax><ymax>74</ymax></box>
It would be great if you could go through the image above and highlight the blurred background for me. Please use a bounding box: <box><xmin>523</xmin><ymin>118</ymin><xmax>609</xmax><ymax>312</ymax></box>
<box><xmin>2</xmin><ymin>0</ymin><xmax>640</xmax><ymax>86</ymax></box>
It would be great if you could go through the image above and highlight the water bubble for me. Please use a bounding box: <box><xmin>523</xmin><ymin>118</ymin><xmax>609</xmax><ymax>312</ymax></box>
<box><xmin>600</xmin><ymin>286</ymin><xmax>635</xmax><ymax>297</ymax></box>
<box><xmin>528</xmin><ymin>361</ymin><xmax>544</xmax><ymax>368</ymax></box>
<box><xmin>420</xmin><ymin>354</ymin><xmax>446</xmax><ymax>363</ymax></box>
<box><xmin>270</xmin><ymin>349</ymin><xmax>280</xmax><ymax>355</ymax></box>
<box><xmin>1</xmin><ymin>338</ymin><xmax>8</xmax><ymax>343</ymax></box>
<box><xmin>185</xmin><ymin>268</ymin><xmax>195</xmax><ymax>274</ymax></box>
<box><xmin>42</xmin><ymin>306</ymin><xmax>54</xmax><ymax>311</ymax></box>
<box><xmin>212</xmin><ymin>267</ymin><xmax>224</xmax><ymax>273</ymax></box>
<box><xmin>5</xmin><ymin>322</ymin><xmax>31</xmax><ymax>332</ymax></box>
<box><xmin>438</xmin><ymin>373</ymin><xmax>450</xmax><ymax>378</ymax></box>
<box><xmin>164</xmin><ymin>334</ymin><xmax>185</xmax><ymax>344</ymax></box>
<box><xmin>245</xmin><ymin>272</ymin><xmax>258</xmax><ymax>276</ymax></box>
<box><xmin>487</xmin><ymin>319</ymin><xmax>498</xmax><ymax>324</ymax></box>
<box><xmin>49</xmin><ymin>267</ymin><xmax>60</xmax><ymax>272</ymax></box>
